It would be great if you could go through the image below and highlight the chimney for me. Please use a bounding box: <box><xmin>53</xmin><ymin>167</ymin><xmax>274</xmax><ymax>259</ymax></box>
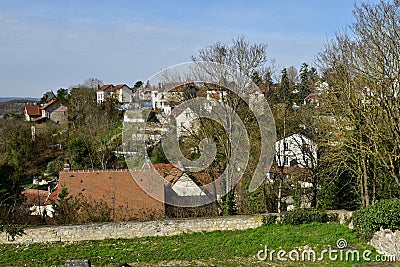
<box><xmin>63</xmin><ymin>158</ymin><xmax>71</xmax><ymax>171</ymax></box>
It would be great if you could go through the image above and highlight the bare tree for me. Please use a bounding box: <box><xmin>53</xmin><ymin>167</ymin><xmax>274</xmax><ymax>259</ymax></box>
<box><xmin>82</xmin><ymin>78</ymin><xmax>104</xmax><ymax>90</ymax></box>
<box><xmin>317</xmin><ymin>0</ymin><xmax>400</xmax><ymax>207</ymax></box>
<box><xmin>189</xmin><ymin>37</ymin><xmax>274</xmax><ymax>214</ymax></box>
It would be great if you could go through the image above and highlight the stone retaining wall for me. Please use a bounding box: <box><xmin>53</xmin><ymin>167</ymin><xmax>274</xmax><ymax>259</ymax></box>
<box><xmin>0</xmin><ymin>215</ymin><xmax>263</xmax><ymax>244</ymax></box>
<box><xmin>369</xmin><ymin>229</ymin><xmax>400</xmax><ymax>261</ymax></box>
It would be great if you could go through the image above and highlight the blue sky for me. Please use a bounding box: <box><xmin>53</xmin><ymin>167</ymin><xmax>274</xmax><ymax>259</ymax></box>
<box><xmin>0</xmin><ymin>0</ymin><xmax>369</xmax><ymax>97</ymax></box>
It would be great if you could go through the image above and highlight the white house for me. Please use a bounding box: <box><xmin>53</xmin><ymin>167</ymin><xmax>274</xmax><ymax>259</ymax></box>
<box><xmin>97</xmin><ymin>84</ymin><xmax>133</xmax><ymax>104</ymax></box>
<box><xmin>171</xmin><ymin>173</ymin><xmax>207</xmax><ymax>197</ymax></box>
<box><xmin>25</xmin><ymin>99</ymin><xmax>67</xmax><ymax>124</ymax></box>
<box><xmin>21</xmin><ymin>189</ymin><xmax>54</xmax><ymax>218</ymax></box>
<box><xmin>275</xmin><ymin>133</ymin><xmax>317</xmax><ymax>169</ymax></box>
<box><xmin>175</xmin><ymin>107</ymin><xmax>198</xmax><ymax>137</ymax></box>
<box><xmin>41</xmin><ymin>99</ymin><xmax>67</xmax><ymax>124</ymax></box>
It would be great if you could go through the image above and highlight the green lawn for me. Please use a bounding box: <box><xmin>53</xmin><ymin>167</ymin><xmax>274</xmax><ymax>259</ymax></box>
<box><xmin>0</xmin><ymin>223</ymin><xmax>391</xmax><ymax>266</ymax></box>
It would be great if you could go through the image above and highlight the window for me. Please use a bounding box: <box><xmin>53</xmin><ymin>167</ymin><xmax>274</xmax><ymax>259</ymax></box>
<box><xmin>284</xmin><ymin>143</ymin><xmax>289</xmax><ymax>151</ymax></box>
<box><xmin>284</xmin><ymin>156</ymin><xmax>289</xmax><ymax>165</ymax></box>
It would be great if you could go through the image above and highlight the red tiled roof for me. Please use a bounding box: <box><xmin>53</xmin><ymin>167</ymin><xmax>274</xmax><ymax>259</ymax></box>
<box><xmin>152</xmin><ymin>163</ymin><xmax>222</xmax><ymax>190</ymax></box>
<box><xmin>269</xmin><ymin>165</ymin><xmax>309</xmax><ymax>174</ymax></box>
<box><xmin>98</xmin><ymin>84</ymin><xmax>113</xmax><ymax>92</ymax></box>
<box><xmin>22</xmin><ymin>189</ymin><xmax>49</xmax><ymax>206</ymax></box>
<box><xmin>25</xmin><ymin>106</ymin><xmax>41</xmax><ymax>116</ymax></box>
<box><xmin>32</xmin><ymin>116</ymin><xmax>46</xmax><ymax>122</ymax></box>
<box><xmin>46</xmin><ymin>186</ymin><xmax>59</xmax><ymax>205</ymax></box>
<box><xmin>114</xmin><ymin>84</ymin><xmax>128</xmax><ymax>90</ymax></box>
<box><xmin>52</xmin><ymin>170</ymin><xmax>165</xmax><ymax>221</ymax></box>
<box><xmin>40</xmin><ymin>98</ymin><xmax>58</xmax><ymax>110</ymax></box>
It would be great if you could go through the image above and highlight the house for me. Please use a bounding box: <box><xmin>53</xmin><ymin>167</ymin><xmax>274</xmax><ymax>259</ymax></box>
<box><xmin>25</xmin><ymin>106</ymin><xmax>41</xmax><ymax>121</ymax></box>
<box><xmin>21</xmin><ymin>189</ymin><xmax>54</xmax><ymax>218</ymax></box>
<box><xmin>45</xmin><ymin>163</ymin><xmax>224</xmax><ymax>221</ymax></box>
<box><xmin>153</xmin><ymin>163</ymin><xmax>221</xmax><ymax>217</ymax></box>
<box><xmin>25</xmin><ymin>99</ymin><xmax>67</xmax><ymax>123</ymax></box>
<box><xmin>267</xmin><ymin>134</ymin><xmax>317</xmax><ymax>211</ymax></box>
<box><xmin>40</xmin><ymin>99</ymin><xmax>67</xmax><ymax>124</ymax></box>
<box><xmin>96</xmin><ymin>84</ymin><xmax>113</xmax><ymax>103</ymax></box>
<box><xmin>48</xmin><ymin>169</ymin><xmax>165</xmax><ymax>221</ymax></box>
<box><xmin>153</xmin><ymin>163</ymin><xmax>223</xmax><ymax>201</ymax></box>
<box><xmin>97</xmin><ymin>84</ymin><xmax>134</xmax><ymax>104</ymax></box>
<box><xmin>275</xmin><ymin>133</ymin><xmax>317</xmax><ymax>168</ymax></box>
<box><xmin>303</xmin><ymin>81</ymin><xmax>329</xmax><ymax>106</ymax></box>
<box><xmin>42</xmin><ymin>90</ymin><xmax>56</xmax><ymax>103</ymax></box>
<box><xmin>175</xmin><ymin>107</ymin><xmax>198</xmax><ymax>137</ymax></box>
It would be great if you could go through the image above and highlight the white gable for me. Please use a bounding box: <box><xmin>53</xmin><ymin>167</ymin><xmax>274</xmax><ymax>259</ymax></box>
<box><xmin>171</xmin><ymin>173</ymin><xmax>206</xmax><ymax>197</ymax></box>
<box><xmin>275</xmin><ymin>133</ymin><xmax>317</xmax><ymax>168</ymax></box>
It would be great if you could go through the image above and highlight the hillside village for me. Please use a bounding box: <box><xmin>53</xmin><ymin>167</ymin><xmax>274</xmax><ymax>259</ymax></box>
<box><xmin>2</xmin><ymin>1</ymin><xmax>400</xmax><ymax>265</ymax></box>
<box><xmin>0</xmin><ymin>69</ymin><xmax>328</xmax><ymax>224</ymax></box>
<box><xmin>2</xmin><ymin>44</ymin><xmax>400</xmax><ymax>226</ymax></box>
<box><xmin>15</xmin><ymin>78</ymin><xmax>316</xmax><ymax>220</ymax></box>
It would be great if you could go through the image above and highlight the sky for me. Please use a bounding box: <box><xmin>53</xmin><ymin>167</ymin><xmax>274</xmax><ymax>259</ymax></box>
<box><xmin>0</xmin><ymin>0</ymin><xmax>370</xmax><ymax>97</ymax></box>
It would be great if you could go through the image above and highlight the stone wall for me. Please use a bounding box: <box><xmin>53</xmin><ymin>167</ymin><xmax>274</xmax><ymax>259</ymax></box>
<box><xmin>0</xmin><ymin>215</ymin><xmax>263</xmax><ymax>244</ymax></box>
<box><xmin>369</xmin><ymin>229</ymin><xmax>400</xmax><ymax>261</ymax></box>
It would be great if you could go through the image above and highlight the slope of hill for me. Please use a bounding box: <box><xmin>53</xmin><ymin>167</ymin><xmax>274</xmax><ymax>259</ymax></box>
<box><xmin>0</xmin><ymin>99</ymin><xmax>39</xmax><ymax>116</ymax></box>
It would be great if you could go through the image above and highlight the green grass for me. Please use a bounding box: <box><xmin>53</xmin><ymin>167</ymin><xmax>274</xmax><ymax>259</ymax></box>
<box><xmin>0</xmin><ymin>223</ymin><xmax>386</xmax><ymax>266</ymax></box>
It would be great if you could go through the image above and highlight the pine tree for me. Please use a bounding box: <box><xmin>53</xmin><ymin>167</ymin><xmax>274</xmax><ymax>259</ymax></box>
<box><xmin>278</xmin><ymin>68</ymin><xmax>290</xmax><ymax>102</ymax></box>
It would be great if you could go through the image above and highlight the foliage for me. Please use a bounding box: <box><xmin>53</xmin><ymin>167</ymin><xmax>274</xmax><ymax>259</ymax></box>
<box><xmin>52</xmin><ymin>188</ymin><xmax>113</xmax><ymax>224</ymax></box>
<box><xmin>317</xmin><ymin>0</ymin><xmax>400</xmax><ymax>207</ymax></box>
<box><xmin>148</xmin><ymin>143</ymin><xmax>168</xmax><ymax>164</ymax></box>
<box><xmin>66</xmin><ymin>86</ymin><xmax>123</xmax><ymax>170</ymax></box>
<box><xmin>0</xmin><ymin>223</ymin><xmax>26</xmax><ymax>241</ymax></box>
<box><xmin>0</xmin><ymin>163</ymin><xmax>29</xmax><ymax>239</ymax></box>
<box><xmin>277</xmin><ymin>68</ymin><xmax>291</xmax><ymax>102</ymax></box>
<box><xmin>280</xmin><ymin>208</ymin><xmax>330</xmax><ymax>226</ymax></box>
<box><xmin>56</xmin><ymin>88</ymin><xmax>69</xmax><ymax>104</ymax></box>
<box><xmin>0</xmin><ymin>223</ymin><xmax>376</xmax><ymax>267</ymax></box>
<box><xmin>133</xmin><ymin>80</ymin><xmax>143</xmax><ymax>89</ymax></box>
<box><xmin>262</xmin><ymin>214</ymin><xmax>277</xmax><ymax>225</ymax></box>
<box><xmin>352</xmin><ymin>198</ymin><xmax>400</xmax><ymax>241</ymax></box>
<box><xmin>317</xmin><ymin>167</ymin><xmax>360</xmax><ymax>211</ymax></box>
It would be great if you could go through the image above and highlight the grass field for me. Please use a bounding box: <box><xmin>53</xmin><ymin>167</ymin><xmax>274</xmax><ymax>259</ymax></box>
<box><xmin>0</xmin><ymin>222</ymin><xmax>393</xmax><ymax>266</ymax></box>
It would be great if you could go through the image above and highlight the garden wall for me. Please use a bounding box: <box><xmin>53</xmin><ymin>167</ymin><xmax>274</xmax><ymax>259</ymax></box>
<box><xmin>0</xmin><ymin>215</ymin><xmax>263</xmax><ymax>244</ymax></box>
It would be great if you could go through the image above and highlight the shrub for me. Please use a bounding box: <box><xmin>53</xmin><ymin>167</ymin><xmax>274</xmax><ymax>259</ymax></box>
<box><xmin>262</xmin><ymin>214</ymin><xmax>277</xmax><ymax>225</ymax></box>
<box><xmin>352</xmin><ymin>198</ymin><xmax>400</xmax><ymax>241</ymax></box>
<box><xmin>326</xmin><ymin>213</ymin><xmax>339</xmax><ymax>223</ymax></box>
<box><xmin>281</xmin><ymin>208</ymin><xmax>329</xmax><ymax>225</ymax></box>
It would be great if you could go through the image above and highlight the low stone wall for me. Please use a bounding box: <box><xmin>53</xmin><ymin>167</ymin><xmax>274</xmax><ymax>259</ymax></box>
<box><xmin>369</xmin><ymin>229</ymin><xmax>400</xmax><ymax>261</ymax></box>
<box><xmin>0</xmin><ymin>215</ymin><xmax>263</xmax><ymax>244</ymax></box>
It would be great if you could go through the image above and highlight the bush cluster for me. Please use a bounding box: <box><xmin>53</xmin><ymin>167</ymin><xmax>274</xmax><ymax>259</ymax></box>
<box><xmin>262</xmin><ymin>209</ymin><xmax>339</xmax><ymax>226</ymax></box>
<box><xmin>281</xmin><ymin>208</ymin><xmax>332</xmax><ymax>225</ymax></box>
<box><xmin>352</xmin><ymin>198</ymin><xmax>400</xmax><ymax>241</ymax></box>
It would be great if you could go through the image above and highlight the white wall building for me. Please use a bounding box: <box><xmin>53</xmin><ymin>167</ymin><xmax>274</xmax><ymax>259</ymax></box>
<box><xmin>275</xmin><ymin>133</ymin><xmax>317</xmax><ymax>169</ymax></box>
<box><xmin>97</xmin><ymin>84</ymin><xmax>133</xmax><ymax>104</ymax></box>
<box><xmin>171</xmin><ymin>173</ymin><xmax>206</xmax><ymax>197</ymax></box>
<box><xmin>175</xmin><ymin>107</ymin><xmax>198</xmax><ymax>137</ymax></box>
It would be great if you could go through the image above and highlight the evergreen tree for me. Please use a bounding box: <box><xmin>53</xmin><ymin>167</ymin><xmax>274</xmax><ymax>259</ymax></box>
<box><xmin>278</xmin><ymin>68</ymin><xmax>290</xmax><ymax>102</ymax></box>
<box><xmin>299</xmin><ymin>63</ymin><xmax>310</xmax><ymax>99</ymax></box>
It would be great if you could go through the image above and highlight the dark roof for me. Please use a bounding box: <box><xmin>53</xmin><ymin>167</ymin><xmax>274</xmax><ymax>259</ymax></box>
<box><xmin>40</xmin><ymin>98</ymin><xmax>59</xmax><ymax>110</ymax></box>
<box><xmin>42</xmin><ymin>91</ymin><xmax>56</xmax><ymax>103</ymax></box>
